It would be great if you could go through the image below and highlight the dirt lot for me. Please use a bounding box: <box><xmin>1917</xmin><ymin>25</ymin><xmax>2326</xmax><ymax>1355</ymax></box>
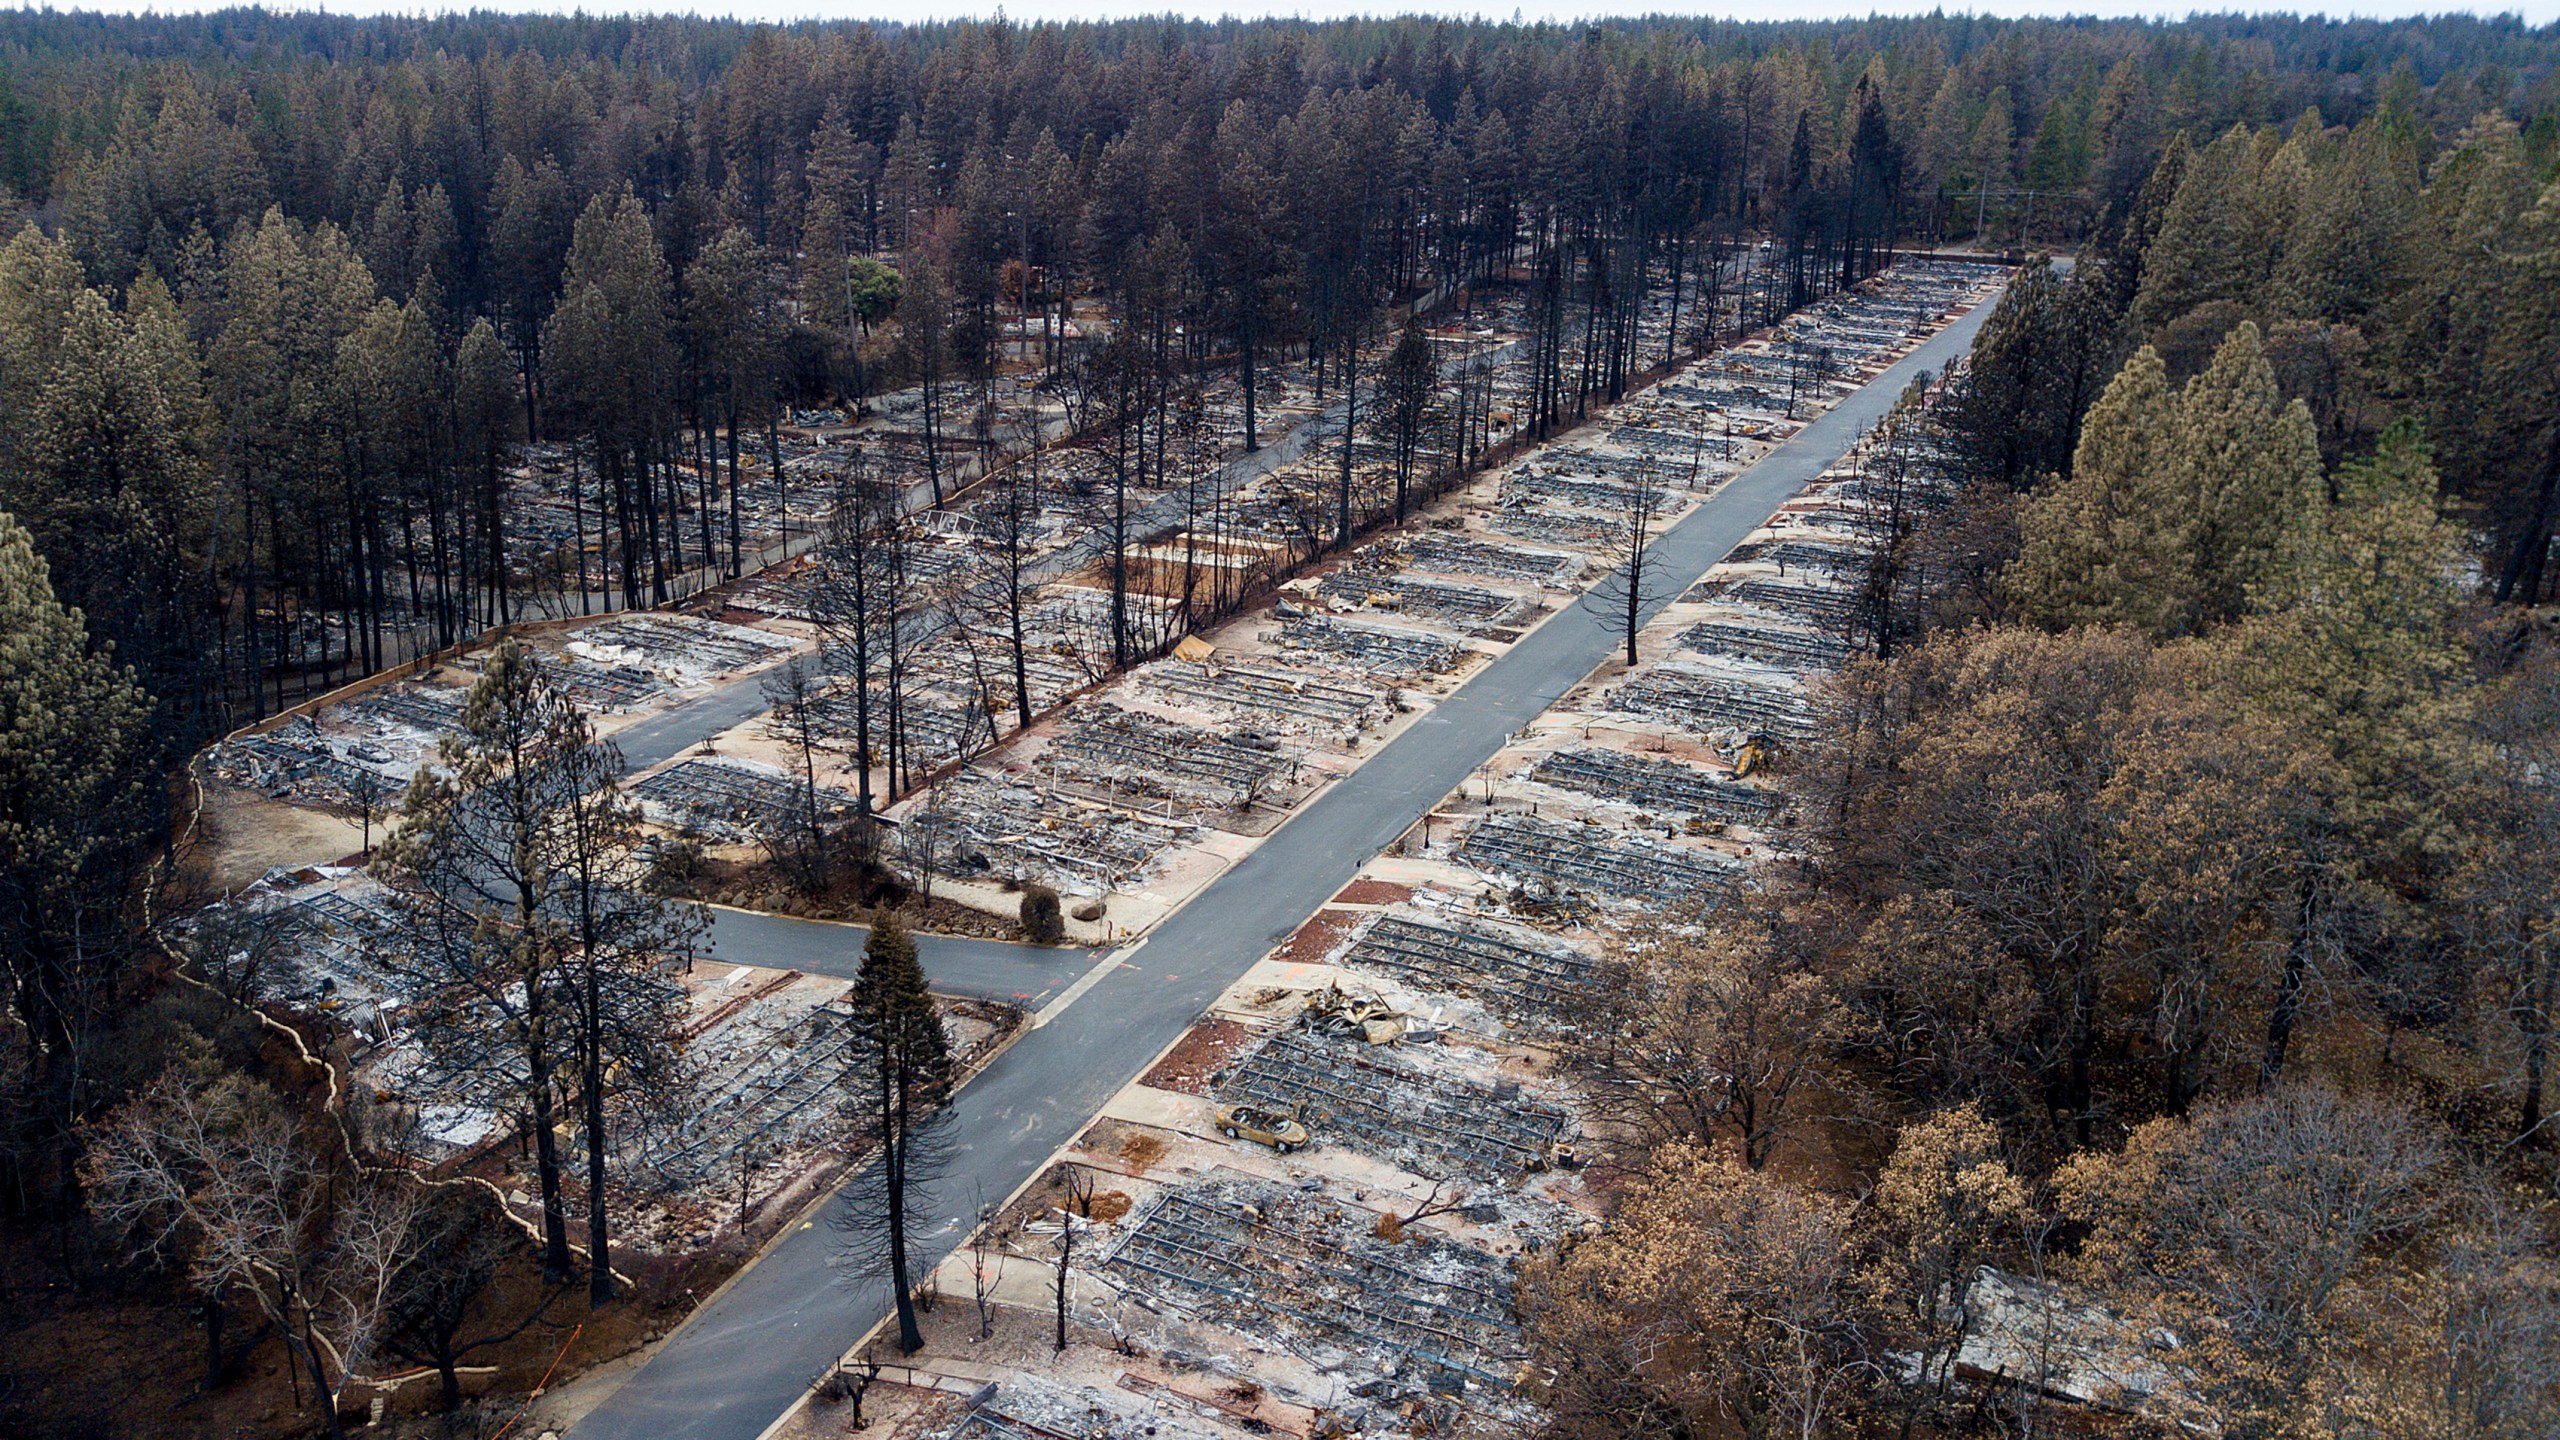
<box><xmin>183</xmin><ymin>780</ymin><xmax>366</xmax><ymax>894</ymax></box>
<box><xmin>1331</xmin><ymin>878</ymin><xmax>1417</xmax><ymax>907</ymax></box>
<box><xmin>1269</xmin><ymin>907</ymin><xmax>1360</xmax><ymax>965</ymax></box>
<box><xmin>1136</xmin><ymin>1017</ymin><xmax>1257</xmax><ymax>1096</ymax></box>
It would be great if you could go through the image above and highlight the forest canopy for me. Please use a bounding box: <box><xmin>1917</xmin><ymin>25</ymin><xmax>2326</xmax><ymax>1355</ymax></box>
<box><xmin>0</xmin><ymin>7</ymin><xmax>2551</xmax><ymax>744</ymax></box>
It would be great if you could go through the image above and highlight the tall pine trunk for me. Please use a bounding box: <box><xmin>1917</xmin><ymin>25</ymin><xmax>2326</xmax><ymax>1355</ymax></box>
<box><xmin>884</xmin><ymin>1054</ymin><xmax>922</xmax><ymax>1353</ymax></box>
<box><xmin>528</xmin><ymin>1044</ymin><xmax>573</xmax><ymax>1281</ymax></box>
<box><xmin>584</xmin><ymin>950</ymin><xmax>613</xmax><ymax>1306</ymax></box>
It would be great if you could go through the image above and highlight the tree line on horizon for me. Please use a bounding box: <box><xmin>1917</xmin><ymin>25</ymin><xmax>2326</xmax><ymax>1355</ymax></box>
<box><xmin>0</xmin><ymin>8</ymin><xmax>2550</xmax><ymax>765</ymax></box>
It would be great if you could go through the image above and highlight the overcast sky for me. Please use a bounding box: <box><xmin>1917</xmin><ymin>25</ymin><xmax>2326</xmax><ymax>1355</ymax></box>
<box><xmin>43</xmin><ymin>2</ymin><xmax>2560</xmax><ymax>23</ymax></box>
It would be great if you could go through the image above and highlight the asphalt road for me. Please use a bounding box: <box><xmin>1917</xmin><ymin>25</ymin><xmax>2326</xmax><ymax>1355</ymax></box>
<box><xmin>695</xmin><ymin>906</ymin><xmax>1103</xmax><ymax>1011</ymax></box>
<box><xmin>614</xmin><ymin>675</ymin><xmax>786</xmax><ymax>773</ymax></box>
<box><xmin>567</xmin><ymin>280</ymin><xmax>2004</xmax><ymax>1440</ymax></box>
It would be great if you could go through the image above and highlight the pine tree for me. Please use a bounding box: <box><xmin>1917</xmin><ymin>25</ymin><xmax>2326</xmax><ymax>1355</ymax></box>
<box><xmin>0</xmin><ymin>224</ymin><xmax>85</xmax><ymax>472</ymax></box>
<box><xmin>798</xmin><ymin>195</ymin><xmax>853</xmax><ymax>332</ymax></box>
<box><xmin>2483</xmin><ymin>176</ymin><xmax>2560</xmax><ymax>604</ymax></box>
<box><xmin>553</xmin><ymin>699</ymin><xmax>701</xmax><ymax>1306</ymax></box>
<box><xmin>804</xmin><ymin>98</ymin><xmax>873</xmax><ymax>237</ymax></box>
<box><xmin>2089</xmin><ymin>130</ymin><xmax>2190</xmax><ymax>317</ymax></box>
<box><xmin>543</xmin><ymin>188</ymin><xmax>678</xmax><ymax>606</ymax></box>
<box><xmin>2251</xmin><ymin>123</ymin><xmax>2318</xmax><ymax>268</ymax></box>
<box><xmin>688</xmin><ymin>227</ymin><xmax>785</xmax><ymax>574</ymax></box>
<box><xmin>2009</xmin><ymin>344</ymin><xmax>2185</xmax><ymax>634</ymax></box>
<box><xmin>2132</xmin><ymin>124</ymin><xmax>2276</xmax><ymax>333</ymax></box>
<box><xmin>1211</xmin><ymin>101</ymin><xmax>1286</xmax><ymax>452</ymax></box>
<box><xmin>2008</xmin><ymin>325</ymin><xmax>2321</xmax><ymax>640</ymax></box>
<box><xmin>880</xmin><ymin>116</ymin><xmax>933</xmax><ymax>250</ymax></box>
<box><xmin>897</xmin><ymin>249</ymin><xmax>952</xmax><ymax>506</ymax></box>
<box><xmin>490</xmin><ymin>156</ymin><xmax>576</xmax><ymax>438</ymax></box>
<box><xmin>2234</xmin><ymin>422</ymin><xmax>2468</xmax><ymax>810</ymax></box>
<box><xmin>2172</xmin><ymin>320</ymin><xmax>2325</xmax><ymax>627</ymax></box>
<box><xmin>837</xmin><ymin>909</ymin><xmax>951</xmax><ymax>1355</ymax></box>
<box><xmin>1940</xmin><ymin>256</ymin><xmax>2124</xmax><ymax>492</ymax></box>
<box><xmin>2213</xmin><ymin>425</ymin><xmax>2471</xmax><ymax>1084</ymax></box>
<box><xmin>13</xmin><ymin>283</ymin><xmax>212</xmax><ymax>718</ymax></box>
<box><xmin>382</xmin><ymin>640</ymin><xmax>691</xmax><ymax>1289</ymax></box>
<box><xmin>0</xmin><ymin>508</ymin><xmax>155</xmax><ymax>1161</ymax></box>
<box><xmin>1965</xmin><ymin>87</ymin><xmax>2016</xmax><ymax>240</ymax></box>
<box><xmin>1373</xmin><ymin>315</ymin><xmax>1440</xmax><ymax>523</ymax></box>
<box><xmin>204</xmin><ymin>208</ymin><xmax>379</xmax><ymax>702</ymax></box>
<box><xmin>2272</xmin><ymin>117</ymin><xmax>2419</xmax><ymax>326</ymax></box>
<box><xmin>453</xmin><ymin>320</ymin><xmax>518</xmax><ymax>624</ymax></box>
<box><xmin>2088</xmin><ymin>58</ymin><xmax>2160</xmax><ymax>210</ymax></box>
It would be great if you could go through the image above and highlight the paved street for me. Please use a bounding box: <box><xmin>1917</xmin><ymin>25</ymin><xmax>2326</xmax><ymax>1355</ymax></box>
<box><xmin>696</xmin><ymin>906</ymin><xmax>1103</xmax><ymax>1009</ymax></box>
<box><xmin>568</xmin><ymin>281</ymin><xmax>2004</xmax><ymax>1440</ymax></box>
<box><xmin>613</xmin><ymin>674</ymin><xmax>787</xmax><ymax>773</ymax></box>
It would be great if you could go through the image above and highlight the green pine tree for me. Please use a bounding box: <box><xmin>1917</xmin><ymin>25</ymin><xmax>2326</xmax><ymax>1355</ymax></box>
<box><xmin>1942</xmin><ymin>257</ymin><xmax>2126</xmax><ymax>492</ymax></box>
<box><xmin>2173</xmin><ymin>321</ymin><xmax>2326</xmax><ymax>627</ymax></box>
<box><xmin>2008</xmin><ymin>325</ymin><xmax>2321</xmax><ymax>639</ymax></box>
<box><xmin>542</xmin><ymin>188</ymin><xmax>677</xmax><ymax>606</ymax></box>
<box><xmin>2235</xmin><ymin>421</ymin><xmax>2470</xmax><ymax>813</ymax></box>
<box><xmin>2088</xmin><ymin>130</ymin><xmax>2191</xmax><ymax>316</ymax></box>
<box><xmin>2272</xmin><ymin>117</ymin><xmax>2420</xmax><ymax>326</ymax></box>
<box><xmin>842</xmin><ymin>909</ymin><xmax>951</xmax><ymax>1354</ymax></box>
<box><xmin>0</xmin><ymin>508</ymin><xmax>154</xmax><ymax>1140</ymax></box>
<box><xmin>2213</xmin><ymin>425</ymin><xmax>2475</xmax><ymax>1084</ymax></box>
<box><xmin>2009</xmin><ymin>344</ymin><xmax>2183</xmax><ymax>634</ymax></box>
<box><xmin>2132</xmin><ymin>124</ymin><xmax>2278</xmax><ymax>334</ymax></box>
<box><xmin>2482</xmin><ymin>176</ymin><xmax>2560</xmax><ymax>603</ymax></box>
<box><xmin>0</xmin><ymin>224</ymin><xmax>85</xmax><ymax>473</ymax></box>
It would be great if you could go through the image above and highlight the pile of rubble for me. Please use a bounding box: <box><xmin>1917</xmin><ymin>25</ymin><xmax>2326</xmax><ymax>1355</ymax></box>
<box><xmin>1461</xmin><ymin>812</ymin><xmax>1739</xmax><ymax>908</ymax></box>
<box><xmin>627</xmin><ymin>975</ymin><xmax>864</xmax><ymax>1194</ymax></box>
<box><xmin>1402</xmin><ymin>533</ymin><xmax>1585</xmax><ymax>586</ymax></box>
<box><xmin>562</xmin><ymin>612</ymin><xmax>801</xmax><ymax>686</ymax></box>
<box><xmin>1689</xmin><ymin>575</ymin><xmax>1862</xmax><ymax>629</ymax></box>
<box><xmin>1269</xmin><ymin>616</ymin><xmax>1461</xmax><ymax>680</ymax></box>
<box><xmin>1674</xmin><ymin>618</ymin><xmax>1856</xmax><ymax>671</ymax></box>
<box><xmin>1315</xmin><ymin>573</ymin><xmax>1529</xmax><ymax>636</ymax></box>
<box><xmin>930</xmin><ymin>1380</ymin><xmax>1240</xmax><ymax>1440</ymax></box>
<box><xmin>1603</xmin><ymin>661</ymin><xmax>1816</xmax><ymax>745</ymax></box>
<box><xmin>632</xmin><ymin>757</ymin><xmax>857</xmax><ymax>843</ymax></box>
<box><xmin>1101</xmin><ymin>1177</ymin><xmax>1526</xmax><ymax>1387</ymax></box>
<box><xmin>536</xmin><ymin>649</ymin><xmax>671</xmax><ymax>711</ymax></box>
<box><xmin>1217</xmin><ymin>1022</ymin><xmax>1572</xmax><ymax>1181</ymax></box>
<box><xmin>1527</xmin><ymin>746</ymin><xmax>1777</xmax><ymax>828</ymax></box>
<box><xmin>208</xmin><ymin>726</ymin><xmax>403</xmax><ymax>811</ymax></box>
<box><xmin>1142</xmin><ymin>659</ymin><xmax>1385</xmax><ymax>736</ymax></box>
<box><xmin>1047</xmin><ymin>705</ymin><xmax>1296</xmax><ymax>813</ymax></box>
<box><xmin>904</xmin><ymin>771</ymin><xmax>1194</xmax><ymax>891</ymax></box>
<box><xmin>1332</xmin><ymin>914</ymin><xmax>1599</xmax><ymax>1025</ymax></box>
